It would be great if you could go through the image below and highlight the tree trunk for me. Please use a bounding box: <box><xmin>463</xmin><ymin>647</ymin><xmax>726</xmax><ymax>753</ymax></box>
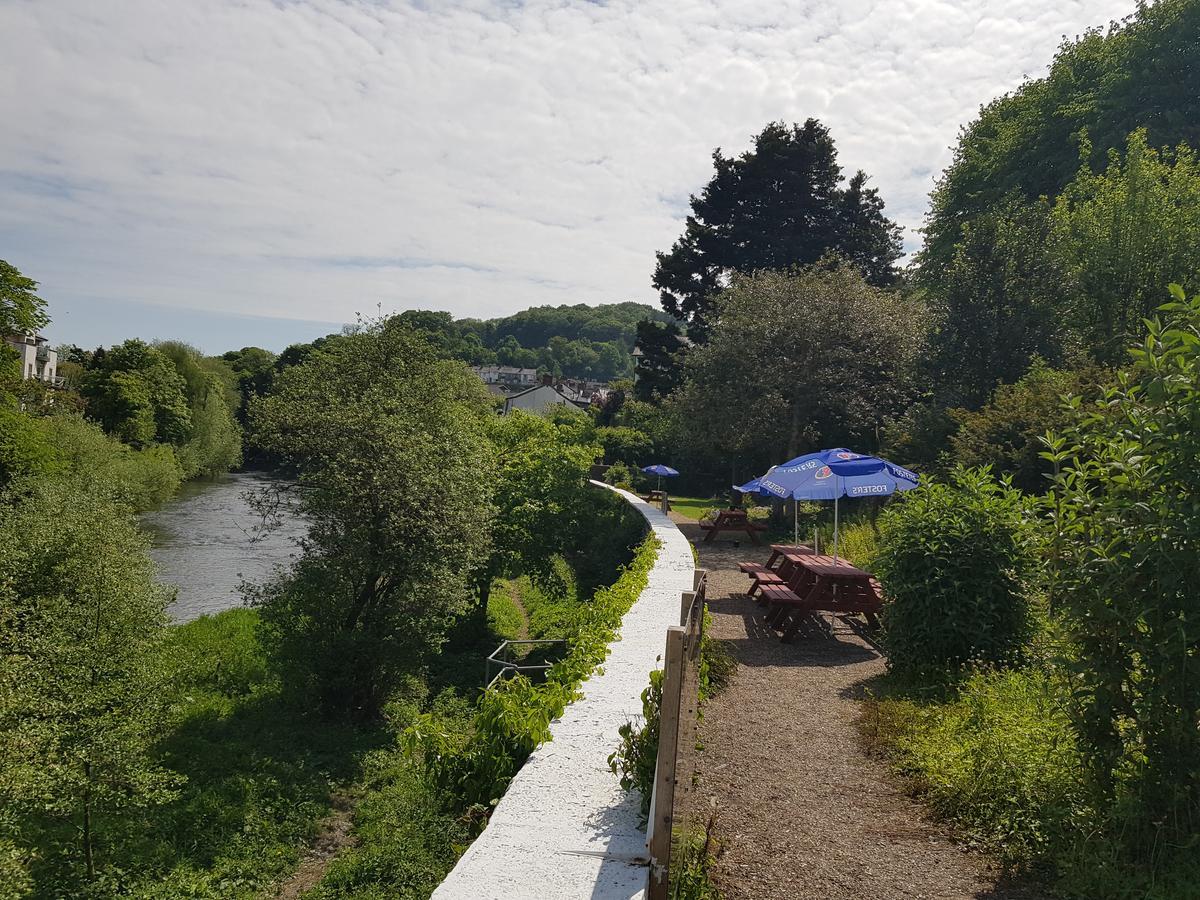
<box><xmin>83</xmin><ymin>773</ymin><xmax>94</xmax><ymax>879</ymax></box>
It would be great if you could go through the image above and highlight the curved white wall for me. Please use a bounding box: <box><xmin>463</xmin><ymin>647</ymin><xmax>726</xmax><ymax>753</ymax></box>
<box><xmin>432</xmin><ymin>483</ymin><xmax>695</xmax><ymax>900</ymax></box>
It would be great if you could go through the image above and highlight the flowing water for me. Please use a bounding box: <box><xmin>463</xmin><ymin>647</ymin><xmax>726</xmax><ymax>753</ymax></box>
<box><xmin>141</xmin><ymin>471</ymin><xmax>307</xmax><ymax>623</ymax></box>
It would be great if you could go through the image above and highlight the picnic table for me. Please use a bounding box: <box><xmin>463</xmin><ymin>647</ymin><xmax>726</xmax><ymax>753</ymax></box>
<box><xmin>698</xmin><ymin>508</ymin><xmax>768</xmax><ymax>544</ymax></box>
<box><xmin>643</xmin><ymin>489</ymin><xmax>668</xmax><ymax>504</ymax></box>
<box><xmin>739</xmin><ymin>553</ymin><xmax>883</xmax><ymax>641</ymax></box>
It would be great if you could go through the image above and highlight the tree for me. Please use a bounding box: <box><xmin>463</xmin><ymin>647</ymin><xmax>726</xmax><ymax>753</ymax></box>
<box><xmin>81</xmin><ymin>340</ymin><xmax>192</xmax><ymax>448</ymax></box>
<box><xmin>653</xmin><ymin>120</ymin><xmax>903</xmax><ymax>340</ymax></box>
<box><xmin>0</xmin><ymin>481</ymin><xmax>178</xmax><ymax>887</ymax></box>
<box><xmin>948</xmin><ymin>360</ymin><xmax>1108</xmax><ymax>493</ymax></box>
<box><xmin>247</xmin><ymin>319</ymin><xmax>496</xmax><ymax>719</ymax></box>
<box><xmin>1053</xmin><ymin>130</ymin><xmax>1200</xmax><ymax>363</ymax></box>
<box><xmin>1044</xmin><ymin>284</ymin><xmax>1200</xmax><ymax>845</ymax></box>
<box><xmin>471</xmin><ymin>411</ymin><xmax>599</xmax><ymax>618</ymax></box>
<box><xmin>0</xmin><ymin>260</ymin><xmax>49</xmax><ymax>387</ymax></box>
<box><xmin>919</xmin><ymin>0</ymin><xmax>1200</xmax><ymax>277</ymax></box>
<box><xmin>923</xmin><ymin>197</ymin><xmax>1072</xmax><ymax>407</ymax></box>
<box><xmin>0</xmin><ymin>260</ymin><xmax>48</xmax><ymax>337</ymax></box>
<box><xmin>670</xmin><ymin>267</ymin><xmax>926</xmax><ymax>478</ymax></box>
<box><xmin>631</xmin><ymin>320</ymin><xmax>687</xmax><ymax>402</ymax></box>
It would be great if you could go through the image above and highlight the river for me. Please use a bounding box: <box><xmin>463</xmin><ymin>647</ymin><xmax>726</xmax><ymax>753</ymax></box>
<box><xmin>141</xmin><ymin>471</ymin><xmax>308</xmax><ymax>623</ymax></box>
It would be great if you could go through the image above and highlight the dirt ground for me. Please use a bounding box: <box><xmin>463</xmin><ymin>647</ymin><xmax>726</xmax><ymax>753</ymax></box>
<box><xmin>676</xmin><ymin>517</ymin><xmax>1044</xmax><ymax>900</ymax></box>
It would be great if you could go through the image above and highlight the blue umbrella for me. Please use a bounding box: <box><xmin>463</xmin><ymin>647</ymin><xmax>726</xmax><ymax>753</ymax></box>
<box><xmin>755</xmin><ymin>449</ymin><xmax>918</xmax><ymax>561</ymax></box>
<box><xmin>640</xmin><ymin>464</ymin><xmax>679</xmax><ymax>499</ymax></box>
<box><xmin>641</xmin><ymin>464</ymin><xmax>679</xmax><ymax>477</ymax></box>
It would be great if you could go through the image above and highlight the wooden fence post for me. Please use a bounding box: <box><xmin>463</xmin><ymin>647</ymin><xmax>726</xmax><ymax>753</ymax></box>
<box><xmin>647</xmin><ymin>626</ymin><xmax>686</xmax><ymax>900</ymax></box>
<box><xmin>679</xmin><ymin>590</ymin><xmax>696</xmax><ymax>627</ymax></box>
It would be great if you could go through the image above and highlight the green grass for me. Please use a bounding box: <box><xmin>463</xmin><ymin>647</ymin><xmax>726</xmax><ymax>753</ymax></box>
<box><xmin>860</xmin><ymin>666</ymin><xmax>1200</xmax><ymax>898</ymax></box>
<box><xmin>668</xmin><ymin>495</ymin><xmax>725</xmax><ymax>521</ymax></box>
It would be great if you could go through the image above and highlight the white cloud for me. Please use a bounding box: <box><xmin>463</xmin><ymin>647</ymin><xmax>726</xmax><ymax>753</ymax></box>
<box><xmin>0</xmin><ymin>0</ymin><xmax>1137</xmax><ymax>335</ymax></box>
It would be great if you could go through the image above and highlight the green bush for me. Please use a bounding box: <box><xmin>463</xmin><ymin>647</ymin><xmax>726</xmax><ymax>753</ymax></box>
<box><xmin>1044</xmin><ymin>285</ymin><xmax>1200</xmax><ymax>848</ymax></box>
<box><xmin>165</xmin><ymin>608</ymin><xmax>269</xmax><ymax>698</ymax></box>
<box><xmin>874</xmin><ymin>466</ymin><xmax>1037</xmax><ymax>676</ymax></box>
<box><xmin>405</xmin><ymin>531</ymin><xmax>658</xmax><ymax>815</ymax></box>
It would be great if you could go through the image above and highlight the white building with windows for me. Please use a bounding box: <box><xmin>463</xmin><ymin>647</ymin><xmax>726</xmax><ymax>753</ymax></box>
<box><xmin>4</xmin><ymin>333</ymin><xmax>58</xmax><ymax>383</ymax></box>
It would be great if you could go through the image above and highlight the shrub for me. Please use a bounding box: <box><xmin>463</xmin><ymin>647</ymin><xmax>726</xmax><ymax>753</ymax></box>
<box><xmin>874</xmin><ymin>466</ymin><xmax>1037</xmax><ymax>676</ymax></box>
<box><xmin>1044</xmin><ymin>285</ymin><xmax>1200</xmax><ymax>845</ymax></box>
<box><xmin>405</xmin><ymin>531</ymin><xmax>659</xmax><ymax>815</ymax></box>
<box><xmin>608</xmin><ymin>668</ymin><xmax>663</xmax><ymax>821</ymax></box>
<box><xmin>861</xmin><ymin>667</ymin><xmax>1088</xmax><ymax>864</ymax></box>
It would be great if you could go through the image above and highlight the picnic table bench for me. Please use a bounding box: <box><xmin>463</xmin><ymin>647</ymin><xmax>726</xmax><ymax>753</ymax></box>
<box><xmin>642</xmin><ymin>489</ymin><xmax>668</xmax><ymax>504</ymax></box>
<box><xmin>698</xmin><ymin>508</ymin><xmax>768</xmax><ymax>544</ymax></box>
<box><xmin>739</xmin><ymin>553</ymin><xmax>883</xmax><ymax>641</ymax></box>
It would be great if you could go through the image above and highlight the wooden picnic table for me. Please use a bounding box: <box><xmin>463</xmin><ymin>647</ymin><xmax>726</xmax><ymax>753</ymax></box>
<box><xmin>741</xmin><ymin>554</ymin><xmax>883</xmax><ymax>641</ymax></box>
<box><xmin>699</xmin><ymin>508</ymin><xmax>768</xmax><ymax>544</ymax></box>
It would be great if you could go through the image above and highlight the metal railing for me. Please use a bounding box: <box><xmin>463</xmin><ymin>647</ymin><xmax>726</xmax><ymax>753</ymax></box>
<box><xmin>484</xmin><ymin>638</ymin><xmax>568</xmax><ymax>688</ymax></box>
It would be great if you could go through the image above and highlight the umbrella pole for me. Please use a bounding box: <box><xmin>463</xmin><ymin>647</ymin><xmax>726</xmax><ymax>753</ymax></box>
<box><xmin>833</xmin><ymin>489</ymin><xmax>840</xmax><ymax>564</ymax></box>
<box><xmin>793</xmin><ymin>499</ymin><xmax>798</xmax><ymax>545</ymax></box>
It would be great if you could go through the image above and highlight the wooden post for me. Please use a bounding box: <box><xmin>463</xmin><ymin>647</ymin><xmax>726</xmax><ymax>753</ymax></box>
<box><xmin>647</xmin><ymin>626</ymin><xmax>686</xmax><ymax>900</ymax></box>
<box><xmin>679</xmin><ymin>590</ymin><xmax>695</xmax><ymax>627</ymax></box>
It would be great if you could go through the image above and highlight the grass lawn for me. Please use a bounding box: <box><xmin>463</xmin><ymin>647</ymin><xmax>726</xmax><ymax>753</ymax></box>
<box><xmin>667</xmin><ymin>495</ymin><xmax>725</xmax><ymax>521</ymax></box>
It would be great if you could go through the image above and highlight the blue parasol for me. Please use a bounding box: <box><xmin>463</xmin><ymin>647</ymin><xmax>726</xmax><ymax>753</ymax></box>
<box><xmin>752</xmin><ymin>449</ymin><xmax>918</xmax><ymax>560</ymax></box>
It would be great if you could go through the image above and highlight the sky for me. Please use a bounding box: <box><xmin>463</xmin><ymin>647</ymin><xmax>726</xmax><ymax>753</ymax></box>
<box><xmin>1</xmin><ymin>0</ymin><xmax>1138</xmax><ymax>354</ymax></box>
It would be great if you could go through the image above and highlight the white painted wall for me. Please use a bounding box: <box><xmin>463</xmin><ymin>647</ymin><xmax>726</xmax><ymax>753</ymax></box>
<box><xmin>432</xmin><ymin>482</ymin><xmax>695</xmax><ymax>900</ymax></box>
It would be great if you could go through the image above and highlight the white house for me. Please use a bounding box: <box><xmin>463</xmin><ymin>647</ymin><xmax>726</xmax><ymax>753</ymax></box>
<box><xmin>472</xmin><ymin>364</ymin><xmax>538</xmax><ymax>388</ymax></box>
<box><xmin>502</xmin><ymin>377</ymin><xmax>591</xmax><ymax>416</ymax></box>
<box><xmin>4</xmin><ymin>333</ymin><xmax>59</xmax><ymax>383</ymax></box>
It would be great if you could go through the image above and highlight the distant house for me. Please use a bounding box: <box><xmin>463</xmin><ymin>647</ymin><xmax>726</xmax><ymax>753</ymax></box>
<box><xmin>4</xmin><ymin>333</ymin><xmax>59</xmax><ymax>384</ymax></box>
<box><xmin>472</xmin><ymin>364</ymin><xmax>538</xmax><ymax>388</ymax></box>
<box><xmin>502</xmin><ymin>376</ymin><xmax>591</xmax><ymax>416</ymax></box>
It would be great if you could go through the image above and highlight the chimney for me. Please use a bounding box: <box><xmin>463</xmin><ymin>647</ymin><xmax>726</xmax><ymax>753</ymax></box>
<box><xmin>542</xmin><ymin>373</ymin><xmax>553</xmax><ymax>386</ymax></box>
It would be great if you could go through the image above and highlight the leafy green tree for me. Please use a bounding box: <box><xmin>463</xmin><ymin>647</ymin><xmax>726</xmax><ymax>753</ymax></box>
<box><xmin>220</xmin><ymin>346</ymin><xmax>277</xmax><ymax>423</ymax></box>
<box><xmin>0</xmin><ymin>407</ymin><xmax>61</xmax><ymax>489</ymax></box>
<box><xmin>248</xmin><ymin>320</ymin><xmax>496</xmax><ymax>719</ymax></box>
<box><xmin>0</xmin><ymin>481</ymin><xmax>179</xmax><ymax>887</ymax></box>
<box><xmin>0</xmin><ymin>260</ymin><xmax>49</xmax><ymax>388</ymax></box>
<box><xmin>670</xmin><ymin>267</ymin><xmax>925</xmax><ymax>477</ymax></box>
<box><xmin>81</xmin><ymin>340</ymin><xmax>192</xmax><ymax>448</ymax></box>
<box><xmin>920</xmin><ymin>0</ymin><xmax>1200</xmax><ymax>276</ymax></box>
<box><xmin>949</xmin><ymin>361</ymin><xmax>1108</xmax><ymax>493</ymax></box>
<box><xmin>923</xmin><ymin>197</ymin><xmax>1071</xmax><ymax>407</ymax></box>
<box><xmin>1044</xmin><ymin>285</ymin><xmax>1200</xmax><ymax>839</ymax></box>
<box><xmin>472</xmin><ymin>411</ymin><xmax>599</xmax><ymax>617</ymax></box>
<box><xmin>632</xmin><ymin>319</ymin><xmax>687</xmax><ymax>402</ymax></box>
<box><xmin>1053</xmin><ymin>130</ymin><xmax>1200</xmax><ymax>363</ymax></box>
<box><xmin>654</xmin><ymin>120</ymin><xmax>903</xmax><ymax>340</ymax></box>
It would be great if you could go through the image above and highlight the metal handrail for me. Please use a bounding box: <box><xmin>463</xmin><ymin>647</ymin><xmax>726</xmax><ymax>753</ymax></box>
<box><xmin>485</xmin><ymin>638</ymin><xmax>568</xmax><ymax>688</ymax></box>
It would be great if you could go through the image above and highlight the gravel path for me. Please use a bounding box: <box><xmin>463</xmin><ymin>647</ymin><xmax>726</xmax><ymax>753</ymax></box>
<box><xmin>677</xmin><ymin>517</ymin><xmax>1043</xmax><ymax>900</ymax></box>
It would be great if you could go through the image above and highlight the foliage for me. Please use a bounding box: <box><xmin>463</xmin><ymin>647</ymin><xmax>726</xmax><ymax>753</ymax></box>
<box><xmin>654</xmin><ymin>119</ymin><xmax>903</xmax><ymax>340</ymax></box>
<box><xmin>949</xmin><ymin>361</ymin><xmax>1108</xmax><ymax>494</ymax></box>
<box><xmin>1043</xmin><ymin>285</ymin><xmax>1200</xmax><ymax>845</ymax></box>
<box><xmin>1053</xmin><ymin>130</ymin><xmax>1200</xmax><ymax>364</ymax></box>
<box><xmin>248</xmin><ymin>319</ymin><xmax>496</xmax><ymax>720</ymax></box>
<box><xmin>922</xmin><ymin>197</ymin><xmax>1072</xmax><ymax>407</ymax></box>
<box><xmin>80</xmin><ymin>340</ymin><xmax>193</xmax><ymax>448</ymax></box>
<box><xmin>632</xmin><ymin>319</ymin><xmax>689</xmax><ymax>402</ymax></box>
<box><xmin>0</xmin><ymin>480</ymin><xmax>179</xmax><ymax>889</ymax></box>
<box><xmin>919</xmin><ymin>0</ymin><xmax>1200</xmax><ymax>276</ymax></box>
<box><xmin>406</xmin><ymin>531</ymin><xmax>658</xmax><ymax>815</ymax></box>
<box><xmin>395</xmin><ymin>301</ymin><xmax>672</xmax><ymax>381</ymax></box>
<box><xmin>0</xmin><ymin>259</ymin><xmax>48</xmax><ymax>336</ymax></box>
<box><xmin>595</xmin><ymin>424</ymin><xmax>653</xmax><ymax>465</ymax></box>
<box><xmin>609</xmin><ymin>668</ymin><xmax>663</xmax><ymax>821</ymax></box>
<box><xmin>874</xmin><ymin>467</ymin><xmax>1037</xmax><ymax>676</ymax></box>
<box><xmin>305</xmin><ymin>749</ymin><xmax>470</xmax><ymax>899</ymax></box>
<box><xmin>670</xmin><ymin>267</ymin><xmax>925</xmax><ymax>478</ymax></box>
<box><xmin>155</xmin><ymin>342</ymin><xmax>243</xmax><ymax>478</ymax></box>
<box><xmin>476</xmin><ymin>411</ymin><xmax>598</xmax><ymax>616</ymax></box>
<box><xmin>861</xmin><ymin>667</ymin><xmax>1088</xmax><ymax>865</ymax></box>
<box><xmin>669</xmin><ymin>821</ymin><xmax>722</xmax><ymax>900</ymax></box>
<box><xmin>0</xmin><ymin>260</ymin><xmax>49</xmax><ymax>388</ymax></box>
<box><xmin>0</xmin><ymin>406</ymin><xmax>62</xmax><ymax>489</ymax></box>
<box><xmin>36</xmin><ymin>414</ymin><xmax>183</xmax><ymax>510</ymax></box>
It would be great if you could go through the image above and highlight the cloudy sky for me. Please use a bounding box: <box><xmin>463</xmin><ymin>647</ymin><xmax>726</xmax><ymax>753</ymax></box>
<box><xmin>2</xmin><ymin>0</ymin><xmax>1136</xmax><ymax>353</ymax></box>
